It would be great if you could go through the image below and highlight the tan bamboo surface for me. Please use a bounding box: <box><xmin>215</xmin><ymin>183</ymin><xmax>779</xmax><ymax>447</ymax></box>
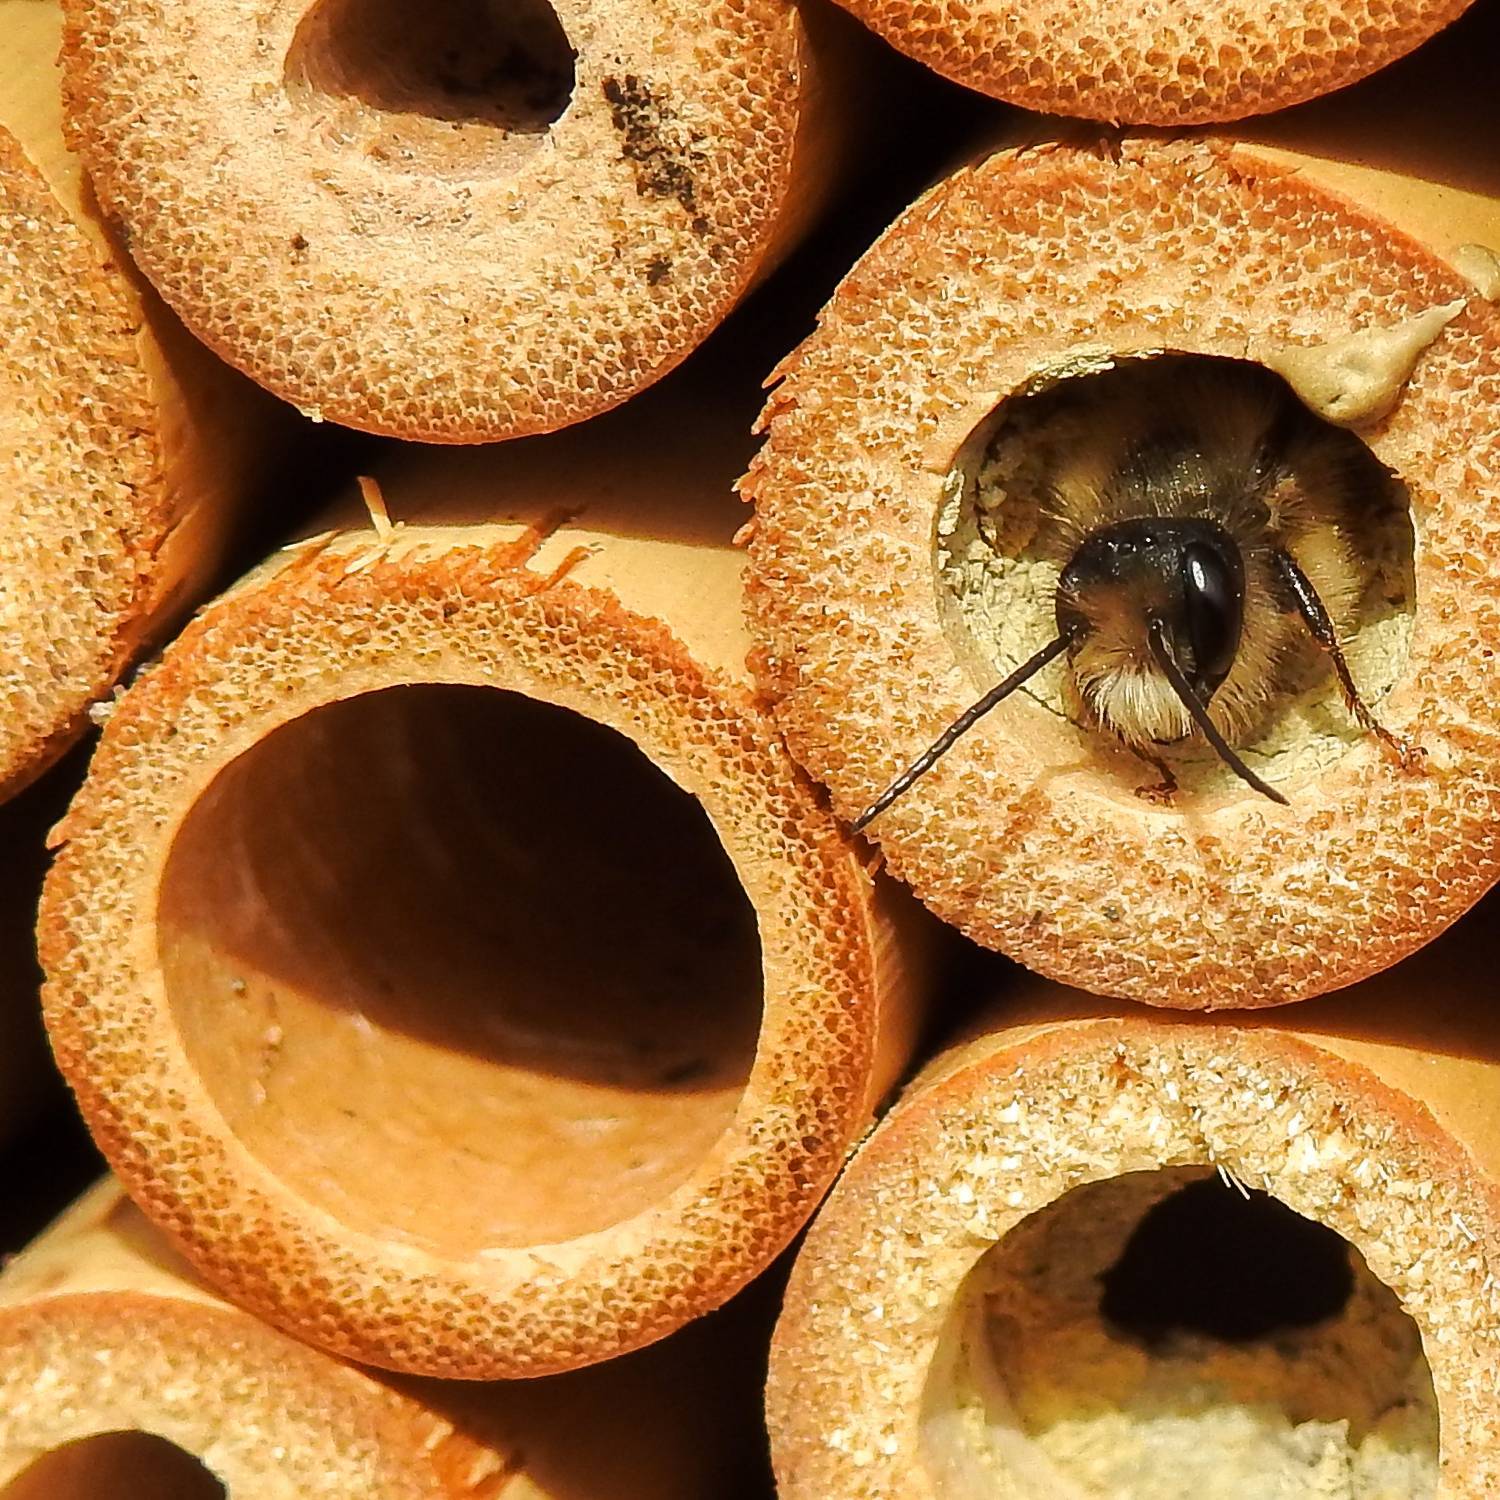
<box><xmin>768</xmin><ymin>900</ymin><xmax>1500</xmax><ymax>1497</ymax></box>
<box><xmin>55</xmin><ymin>0</ymin><xmax>863</xmax><ymax>442</ymax></box>
<box><xmin>822</xmin><ymin>0</ymin><xmax>1479</xmax><ymax>125</ymax></box>
<box><xmin>742</xmin><ymin>8</ymin><xmax>1500</xmax><ymax>1009</ymax></box>
<box><xmin>0</xmin><ymin>0</ymin><xmax>286</xmax><ymax>803</ymax></box>
<box><xmin>37</xmin><ymin>369</ymin><xmax>927</xmax><ymax>1380</ymax></box>
<box><xmin>0</xmin><ymin>1176</ymin><xmax>773</xmax><ymax>1498</ymax></box>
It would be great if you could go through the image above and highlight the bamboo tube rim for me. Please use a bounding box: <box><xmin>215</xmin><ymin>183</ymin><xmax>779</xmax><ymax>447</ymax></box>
<box><xmin>41</xmin><ymin>529</ymin><xmax>889</xmax><ymax>1377</ymax></box>
<box><xmin>1</xmin><ymin>0</ymin><xmax>283</xmax><ymax>800</ymax></box>
<box><xmin>821</xmin><ymin>0</ymin><xmax>1478</xmax><ymax>125</ymax></box>
<box><xmin>58</xmin><ymin>0</ymin><xmax>837</xmax><ymax>440</ymax></box>
<box><xmin>0</xmin><ymin>121</ymin><xmax>170</xmax><ymax>797</ymax></box>
<box><xmin>0</xmin><ymin>1181</ymin><xmax>487</xmax><ymax>1499</ymax></box>
<box><xmin>743</xmin><ymin>135</ymin><xmax>1500</xmax><ymax>1008</ymax></box>
<box><xmin>0</xmin><ymin>1175</ymin><xmax>785</xmax><ymax>1496</ymax></box>
<box><xmin>768</xmin><ymin>1005</ymin><xmax>1500</xmax><ymax>1496</ymax></box>
<box><xmin>0</xmin><ymin>1292</ymin><xmax>453</xmax><ymax>1497</ymax></box>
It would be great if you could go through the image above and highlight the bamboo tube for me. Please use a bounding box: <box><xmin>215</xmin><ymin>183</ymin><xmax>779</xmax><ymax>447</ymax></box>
<box><xmin>768</xmin><ymin>902</ymin><xmax>1500</xmax><ymax>1498</ymax></box>
<box><xmin>741</xmin><ymin>23</ymin><xmax>1500</xmax><ymax>1009</ymax></box>
<box><xmin>821</xmin><ymin>0</ymin><xmax>1479</xmax><ymax>125</ymax></box>
<box><xmin>37</xmin><ymin>373</ymin><xmax>925</xmax><ymax>1379</ymax></box>
<box><xmin>0</xmin><ymin>1177</ymin><xmax>773</xmax><ymax>1498</ymax></box>
<box><xmin>0</xmin><ymin>0</ymin><xmax>286</xmax><ymax>802</ymax></box>
<box><xmin>55</xmin><ymin>0</ymin><xmax>863</xmax><ymax>442</ymax></box>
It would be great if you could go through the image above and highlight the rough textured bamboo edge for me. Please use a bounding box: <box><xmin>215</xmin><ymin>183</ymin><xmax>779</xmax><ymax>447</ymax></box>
<box><xmin>822</xmin><ymin>0</ymin><xmax>1476</xmax><ymax>125</ymax></box>
<box><xmin>768</xmin><ymin>918</ymin><xmax>1500</xmax><ymax>1495</ymax></box>
<box><xmin>0</xmin><ymin>0</ymin><xmax>285</xmax><ymax>800</ymax></box>
<box><xmin>0</xmin><ymin>1177</ymin><xmax>768</xmax><ymax>1497</ymax></box>
<box><xmin>56</xmin><ymin>0</ymin><xmax>862</xmax><ymax>440</ymax></box>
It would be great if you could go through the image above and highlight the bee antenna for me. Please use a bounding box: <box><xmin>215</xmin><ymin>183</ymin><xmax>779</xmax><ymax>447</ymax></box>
<box><xmin>852</xmin><ymin>631</ymin><xmax>1076</xmax><ymax>833</ymax></box>
<box><xmin>1146</xmin><ymin>619</ymin><xmax>1289</xmax><ymax>807</ymax></box>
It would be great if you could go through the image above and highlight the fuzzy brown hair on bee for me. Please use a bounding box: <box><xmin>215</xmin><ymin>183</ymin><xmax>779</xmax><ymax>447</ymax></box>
<box><xmin>855</xmin><ymin>362</ymin><xmax>1413</xmax><ymax>831</ymax></box>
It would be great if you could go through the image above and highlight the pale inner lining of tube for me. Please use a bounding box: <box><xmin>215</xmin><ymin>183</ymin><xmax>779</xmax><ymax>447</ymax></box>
<box><xmin>156</xmin><ymin>684</ymin><xmax>763</xmax><ymax>1258</ymax></box>
<box><xmin>933</xmin><ymin>352</ymin><xmax>1417</xmax><ymax>797</ymax></box>
<box><xmin>921</xmin><ymin>1167</ymin><xmax>1438</xmax><ymax>1499</ymax></box>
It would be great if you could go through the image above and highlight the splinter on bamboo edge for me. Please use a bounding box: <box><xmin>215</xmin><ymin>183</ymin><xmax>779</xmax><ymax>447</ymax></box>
<box><xmin>0</xmin><ymin>0</ymin><xmax>283</xmax><ymax>803</ymax></box>
<box><xmin>55</xmin><ymin>0</ymin><xmax>864</xmax><ymax>441</ymax></box>
<box><xmin>37</xmin><ymin>374</ymin><xmax>926</xmax><ymax>1380</ymax></box>
<box><xmin>768</xmin><ymin>898</ymin><xmax>1500</xmax><ymax>1499</ymax></box>
<box><xmin>821</xmin><ymin>0</ymin><xmax>1479</xmax><ymax>124</ymax></box>
<box><xmin>741</xmin><ymin>14</ymin><xmax>1500</xmax><ymax>1009</ymax></box>
<box><xmin>0</xmin><ymin>1178</ymin><xmax>772</xmax><ymax>1498</ymax></box>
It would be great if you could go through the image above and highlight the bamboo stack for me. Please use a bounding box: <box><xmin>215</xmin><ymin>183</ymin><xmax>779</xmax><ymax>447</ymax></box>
<box><xmin>9</xmin><ymin>0</ymin><xmax>1500</xmax><ymax>1496</ymax></box>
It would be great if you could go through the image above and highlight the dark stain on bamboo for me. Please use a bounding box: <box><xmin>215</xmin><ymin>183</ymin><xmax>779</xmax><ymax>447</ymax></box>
<box><xmin>601</xmin><ymin>74</ymin><xmax>704</xmax><ymax>221</ymax></box>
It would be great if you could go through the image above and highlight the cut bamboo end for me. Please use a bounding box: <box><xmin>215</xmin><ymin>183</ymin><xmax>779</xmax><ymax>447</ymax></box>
<box><xmin>769</xmin><ymin>918</ymin><xmax>1500</xmax><ymax>1497</ymax></box>
<box><xmin>0</xmin><ymin>1178</ymin><xmax>773</xmax><ymax>1498</ymax></box>
<box><xmin>743</xmin><ymin>115</ymin><xmax>1500</xmax><ymax>1008</ymax></box>
<box><xmin>0</xmin><ymin>1181</ymin><xmax>488</xmax><ymax>1498</ymax></box>
<box><xmin>58</xmin><ymin>0</ymin><xmax>853</xmax><ymax>441</ymax></box>
<box><xmin>39</xmin><ymin>395</ymin><xmax>921</xmax><ymax>1377</ymax></box>
<box><xmin>0</xmin><ymin>1</ymin><xmax>283</xmax><ymax>802</ymax></box>
<box><xmin>826</xmin><ymin>0</ymin><xmax>1476</xmax><ymax>124</ymax></box>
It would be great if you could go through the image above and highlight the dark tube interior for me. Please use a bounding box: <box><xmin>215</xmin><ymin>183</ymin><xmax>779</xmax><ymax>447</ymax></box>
<box><xmin>3</xmin><ymin>1433</ymin><xmax>224</xmax><ymax>1499</ymax></box>
<box><xmin>157</xmin><ymin>686</ymin><xmax>763</xmax><ymax>1257</ymax></box>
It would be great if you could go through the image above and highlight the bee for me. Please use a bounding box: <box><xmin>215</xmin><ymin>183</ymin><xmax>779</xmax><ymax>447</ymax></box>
<box><xmin>854</xmin><ymin>360</ymin><xmax>1414</xmax><ymax>832</ymax></box>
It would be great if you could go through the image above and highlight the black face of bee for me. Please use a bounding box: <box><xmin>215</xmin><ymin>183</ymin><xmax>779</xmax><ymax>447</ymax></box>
<box><xmin>1056</xmin><ymin>518</ymin><xmax>1246</xmax><ymax>704</ymax></box>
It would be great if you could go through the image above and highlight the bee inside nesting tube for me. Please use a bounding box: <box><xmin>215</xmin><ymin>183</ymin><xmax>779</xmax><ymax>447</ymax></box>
<box><xmin>859</xmin><ymin>352</ymin><xmax>1419</xmax><ymax>828</ymax></box>
<box><xmin>742</xmin><ymin>42</ymin><xmax>1500</xmax><ymax>1006</ymax></box>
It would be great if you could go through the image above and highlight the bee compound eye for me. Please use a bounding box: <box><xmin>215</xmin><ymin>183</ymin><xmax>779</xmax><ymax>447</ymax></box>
<box><xmin>1181</xmin><ymin>540</ymin><xmax>1243</xmax><ymax>696</ymax></box>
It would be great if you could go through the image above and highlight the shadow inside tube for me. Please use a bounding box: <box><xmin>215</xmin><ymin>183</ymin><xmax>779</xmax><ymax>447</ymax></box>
<box><xmin>156</xmin><ymin>685</ymin><xmax>763</xmax><ymax>1254</ymax></box>
<box><xmin>1</xmin><ymin>1432</ymin><xmax>224</xmax><ymax>1500</ymax></box>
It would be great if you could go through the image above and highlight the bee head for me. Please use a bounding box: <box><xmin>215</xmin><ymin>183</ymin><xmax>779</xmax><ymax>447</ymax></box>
<box><xmin>1056</xmin><ymin>517</ymin><xmax>1246</xmax><ymax>711</ymax></box>
<box><xmin>855</xmin><ymin>511</ymin><xmax>1287</xmax><ymax>832</ymax></box>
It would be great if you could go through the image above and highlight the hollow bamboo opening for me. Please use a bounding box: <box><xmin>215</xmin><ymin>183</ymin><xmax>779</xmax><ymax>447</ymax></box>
<box><xmin>157</xmin><ymin>683</ymin><xmax>763</xmax><ymax>1256</ymax></box>
<box><xmin>2</xmin><ymin>1433</ymin><xmax>225</xmax><ymax>1500</ymax></box>
<box><xmin>284</xmin><ymin>0</ymin><xmax>577</xmax><ymax>176</ymax></box>
<box><xmin>935</xmin><ymin>352</ymin><xmax>1418</xmax><ymax>800</ymax></box>
<box><xmin>768</xmin><ymin>951</ymin><xmax>1500</xmax><ymax>1495</ymax></box>
<box><xmin>924</xmin><ymin>1167</ymin><xmax>1438</xmax><ymax>1498</ymax></box>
